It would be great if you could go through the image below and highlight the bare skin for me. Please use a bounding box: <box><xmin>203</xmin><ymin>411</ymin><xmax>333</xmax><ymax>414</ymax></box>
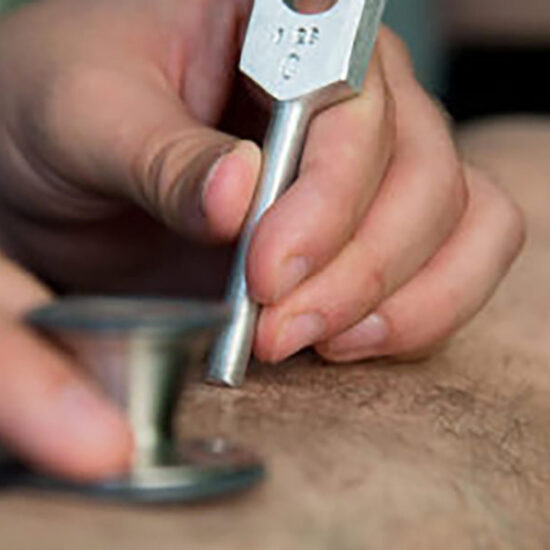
<box><xmin>176</xmin><ymin>123</ymin><xmax>550</xmax><ymax>546</ymax></box>
<box><xmin>1</xmin><ymin>115</ymin><xmax>548</xmax><ymax>547</ymax></box>
<box><xmin>0</xmin><ymin>0</ymin><xmax>524</xmax><ymax>480</ymax></box>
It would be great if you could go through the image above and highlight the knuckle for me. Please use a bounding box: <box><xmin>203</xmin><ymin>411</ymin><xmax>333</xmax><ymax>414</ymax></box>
<box><xmin>363</xmin><ymin>62</ymin><xmax>390</xmax><ymax>110</ymax></box>
<box><xmin>363</xmin><ymin>75</ymin><xmax>396</xmax><ymax>161</ymax></box>
<box><xmin>422</xmin><ymin>153</ymin><xmax>469</xmax><ymax>230</ymax></box>
<box><xmin>454</xmin><ymin>164</ymin><xmax>470</xmax><ymax>211</ymax></box>
<box><xmin>507</xmin><ymin>199</ymin><xmax>527</xmax><ymax>254</ymax></box>
<box><xmin>368</xmin><ymin>263</ymin><xmax>387</xmax><ymax>301</ymax></box>
<box><xmin>134</xmin><ymin>129</ymin><xmax>209</xmax><ymax>232</ymax></box>
<box><xmin>495</xmin><ymin>187</ymin><xmax>527</xmax><ymax>258</ymax></box>
<box><xmin>446</xmin><ymin>162</ymin><xmax>470</xmax><ymax>221</ymax></box>
<box><xmin>358</xmin><ymin>249</ymin><xmax>388</xmax><ymax>306</ymax></box>
<box><xmin>382</xmin><ymin>85</ymin><xmax>397</xmax><ymax>146</ymax></box>
<box><xmin>378</xmin><ymin>26</ymin><xmax>415</xmax><ymax>72</ymax></box>
<box><xmin>135</xmin><ymin>131</ymin><xmax>182</xmax><ymax>215</ymax></box>
<box><xmin>475</xmin><ymin>169</ymin><xmax>527</xmax><ymax>258</ymax></box>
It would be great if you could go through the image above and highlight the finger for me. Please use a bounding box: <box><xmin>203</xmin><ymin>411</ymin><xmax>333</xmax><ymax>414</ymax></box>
<box><xmin>0</xmin><ymin>318</ymin><xmax>133</xmax><ymax>480</ymax></box>
<box><xmin>247</xmin><ymin>48</ymin><xmax>394</xmax><ymax>304</ymax></box>
<box><xmin>35</xmin><ymin>64</ymin><xmax>261</xmax><ymax>242</ymax></box>
<box><xmin>318</xmin><ymin>167</ymin><xmax>525</xmax><ymax>362</ymax></box>
<box><xmin>0</xmin><ymin>259</ymin><xmax>132</xmax><ymax>480</ymax></box>
<box><xmin>254</xmin><ymin>31</ymin><xmax>467</xmax><ymax>362</ymax></box>
<box><xmin>0</xmin><ymin>255</ymin><xmax>52</xmax><ymax>316</ymax></box>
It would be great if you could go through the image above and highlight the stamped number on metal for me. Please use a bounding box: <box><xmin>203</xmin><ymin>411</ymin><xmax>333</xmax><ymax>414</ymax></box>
<box><xmin>273</xmin><ymin>25</ymin><xmax>321</xmax><ymax>81</ymax></box>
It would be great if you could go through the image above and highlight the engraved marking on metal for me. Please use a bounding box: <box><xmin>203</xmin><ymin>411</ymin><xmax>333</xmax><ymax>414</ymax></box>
<box><xmin>281</xmin><ymin>52</ymin><xmax>301</xmax><ymax>80</ymax></box>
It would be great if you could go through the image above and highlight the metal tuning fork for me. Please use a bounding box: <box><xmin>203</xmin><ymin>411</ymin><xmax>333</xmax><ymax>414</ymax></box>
<box><xmin>207</xmin><ymin>0</ymin><xmax>387</xmax><ymax>387</ymax></box>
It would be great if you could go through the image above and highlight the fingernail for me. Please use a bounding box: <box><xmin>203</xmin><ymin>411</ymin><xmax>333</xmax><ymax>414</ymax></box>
<box><xmin>199</xmin><ymin>141</ymin><xmax>261</xmax><ymax>231</ymax></box>
<box><xmin>200</xmin><ymin>141</ymin><xmax>258</xmax><ymax>203</ymax></box>
<box><xmin>274</xmin><ymin>256</ymin><xmax>310</xmax><ymax>301</ymax></box>
<box><xmin>59</xmin><ymin>383</ymin><xmax>128</xmax><ymax>451</ymax></box>
<box><xmin>273</xmin><ymin>313</ymin><xmax>326</xmax><ymax>361</ymax></box>
<box><xmin>328</xmin><ymin>313</ymin><xmax>388</xmax><ymax>356</ymax></box>
<box><xmin>200</xmin><ymin>149</ymin><xmax>233</xmax><ymax>211</ymax></box>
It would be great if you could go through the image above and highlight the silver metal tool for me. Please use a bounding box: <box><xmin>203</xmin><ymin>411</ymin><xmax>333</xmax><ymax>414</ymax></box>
<box><xmin>207</xmin><ymin>0</ymin><xmax>387</xmax><ymax>387</ymax></box>
<box><xmin>1</xmin><ymin>298</ymin><xmax>263</xmax><ymax>503</ymax></box>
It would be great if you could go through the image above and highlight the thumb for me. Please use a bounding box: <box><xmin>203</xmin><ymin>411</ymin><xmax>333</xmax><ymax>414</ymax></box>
<box><xmin>127</xmin><ymin>113</ymin><xmax>262</xmax><ymax>242</ymax></box>
<box><xmin>159</xmin><ymin>136</ymin><xmax>262</xmax><ymax>243</ymax></box>
<box><xmin>42</xmin><ymin>70</ymin><xmax>262</xmax><ymax>241</ymax></box>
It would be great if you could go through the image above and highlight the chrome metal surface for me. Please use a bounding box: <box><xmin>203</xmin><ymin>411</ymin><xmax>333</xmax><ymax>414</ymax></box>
<box><xmin>6</xmin><ymin>297</ymin><xmax>264</xmax><ymax>503</ymax></box>
<box><xmin>207</xmin><ymin>0</ymin><xmax>387</xmax><ymax>387</ymax></box>
<box><xmin>207</xmin><ymin>100</ymin><xmax>312</xmax><ymax>387</ymax></box>
<box><xmin>3</xmin><ymin>439</ymin><xmax>264</xmax><ymax>503</ymax></box>
<box><xmin>241</xmin><ymin>0</ymin><xmax>386</xmax><ymax>102</ymax></box>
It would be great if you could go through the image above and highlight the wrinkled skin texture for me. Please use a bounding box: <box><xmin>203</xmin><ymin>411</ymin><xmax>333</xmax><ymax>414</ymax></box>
<box><xmin>0</xmin><ymin>0</ymin><xmax>524</xmax><ymax>481</ymax></box>
<box><xmin>0</xmin><ymin>118</ymin><xmax>548</xmax><ymax>548</ymax></box>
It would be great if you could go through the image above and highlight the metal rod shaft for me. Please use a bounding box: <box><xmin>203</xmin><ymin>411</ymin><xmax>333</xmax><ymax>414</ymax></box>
<box><xmin>207</xmin><ymin>99</ymin><xmax>314</xmax><ymax>387</ymax></box>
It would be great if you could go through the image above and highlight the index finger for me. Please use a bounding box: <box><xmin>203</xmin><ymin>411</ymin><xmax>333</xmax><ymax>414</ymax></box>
<box><xmin>247</xmin><ymin>47</ymin><xmax>395</xmax><ymax>304</ymax></box>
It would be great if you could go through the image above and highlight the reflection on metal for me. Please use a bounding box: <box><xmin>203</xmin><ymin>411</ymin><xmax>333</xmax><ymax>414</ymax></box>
<box><xmin>1</xmin><ymin>298</ymin><xmax>264</xmax><ymax>503</ymax></box>
<box><xmin>207</xmin><ymin>0</ymin><xmax>387</xmax><ymax>387</ymax></box>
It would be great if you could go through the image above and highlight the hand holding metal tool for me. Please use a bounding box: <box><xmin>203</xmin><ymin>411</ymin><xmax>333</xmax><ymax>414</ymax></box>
<box><xmin>207</xmin><ymin>0</ymin><xmax>387</xmax><ymax>387</ymax></box>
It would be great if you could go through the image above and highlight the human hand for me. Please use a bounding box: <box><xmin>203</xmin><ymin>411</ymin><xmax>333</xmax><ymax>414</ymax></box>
<box><xmin>250</xmin><ymin>27</ymin><xmax>525</xmax><ymax>364</ymax></box>
<box><xmin>0</xmin><ymin>0</ymin><xmax>524</xmax><ymax>479</ymax></box>
<box><xmin>0</xmin><ymin>0</ymin><xmax>262</xmax><ymax>480</ymax></box>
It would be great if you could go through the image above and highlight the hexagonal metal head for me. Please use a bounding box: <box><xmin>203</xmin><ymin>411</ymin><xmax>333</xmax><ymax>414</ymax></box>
<box><xmin>240</xmin><ymin>0</ymin><xmax>387</xmax><ymax>102</ymax></box>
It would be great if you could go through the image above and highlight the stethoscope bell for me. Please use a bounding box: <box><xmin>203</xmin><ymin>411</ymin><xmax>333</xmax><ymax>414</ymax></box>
<box><xmin>2</xmin><ymin>297</ymin><xmax>264</xmax><ymax>503</ymax></box>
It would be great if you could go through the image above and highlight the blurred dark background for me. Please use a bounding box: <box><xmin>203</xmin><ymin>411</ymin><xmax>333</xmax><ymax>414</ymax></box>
<box><xmin>2</xmin><ymin>0</ymin><xmax>549</xmax><ymax>123</ymax></box>
<box><xmin>385</xmin><ymin>0</ymin><xmax>550</xmax><ymax>122</ymax></box>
